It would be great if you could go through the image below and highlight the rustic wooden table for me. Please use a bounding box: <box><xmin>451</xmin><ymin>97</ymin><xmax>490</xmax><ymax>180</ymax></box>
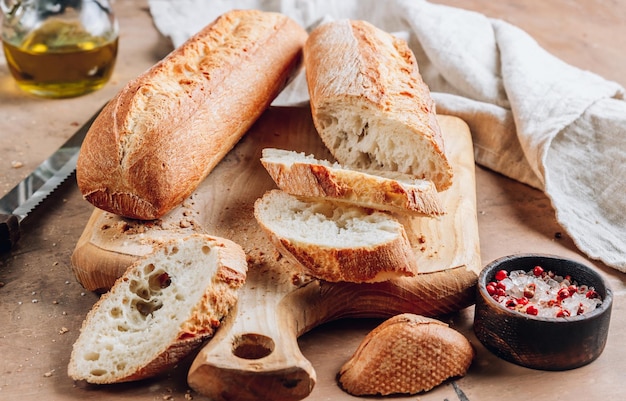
<box><xmin>1</xmin><ymin>1</ymin><xmax>625</xmax><ymax>400</ymax></box>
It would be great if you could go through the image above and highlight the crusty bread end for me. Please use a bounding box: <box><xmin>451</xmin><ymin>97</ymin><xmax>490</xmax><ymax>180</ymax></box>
<box><xmin>338</xmin><ymin>313</ymin><xmax>474</xmax><ymax>396</ymax></box>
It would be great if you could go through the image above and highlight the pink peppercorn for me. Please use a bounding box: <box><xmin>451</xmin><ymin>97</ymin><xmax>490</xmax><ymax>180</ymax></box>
<box><xmin>532</xmin><ymin>265</ymin><xmax>544</xmax><ymax>277</ymax></box>
<box><xmin>557</xmin><ymin>309</ymin><xmax>571</xmax><ymax>318</ymax></box>
<box><xmin>523</xmin><ymin>283</ymin><xmax>536</xmax><ymax>299</ymax></box>
<box><xmin>516</xmin><ymin>297</ymin><xmax>529</xmax><ymax>306</ymax></box>
<box><xmin>526</xmin><ymin>305</ymin><xmax>539</xmax><ymax>315</ymax></box>
<box><xmin>557</xmin><ymin>287</ymin><xmax>570</xmax><ymax>300</ymax></box>
<box><xmin>495</xmin><ymin>269</ymin><xmax>508</xmax><ymax>281</ymax></box>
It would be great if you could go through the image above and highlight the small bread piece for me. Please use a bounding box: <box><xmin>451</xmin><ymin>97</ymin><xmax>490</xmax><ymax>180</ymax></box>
<box><xmin>338</xmin><ymin>313</ymin><xmax>474</xmax><ymax>396</ymax></box>
<box><xmin>260</xmin><ymin>148</ymin><xmax>443</xmax><ymax>216</ymax></box>
<box><xmin>77</xmin><ymin>10</ymin><xmax>308</xmax><ymax>220</ymax></box>
<box><xmin>254</xmin><ymin>189</ymin><xmax>417</xmax><ymax>283</ymax></box>
<box><xmin>304</xmin><ymin>19</ymin><xmax>453</xmax><ymax>191</ymax></box>
<box><xmin>67</xmin><ymin>234</ymin><xmax>247</xmax><ymax>384</ymax></box>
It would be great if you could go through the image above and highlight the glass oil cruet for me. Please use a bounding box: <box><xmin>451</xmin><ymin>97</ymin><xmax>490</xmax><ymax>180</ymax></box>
<box><xmin>1</xmin><ymin>0</ymin><xmax>119</xmax><ymax>98</ymax></box>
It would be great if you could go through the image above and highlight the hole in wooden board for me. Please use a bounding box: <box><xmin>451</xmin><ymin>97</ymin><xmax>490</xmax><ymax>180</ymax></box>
<box><xmin>232</xmin><ymin>333</ymin><xmax>275</xmax><ymax>360</ymax></box>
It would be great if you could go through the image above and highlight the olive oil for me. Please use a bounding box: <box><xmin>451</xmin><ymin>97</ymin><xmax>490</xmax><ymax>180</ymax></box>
<box><xmin>2</xmin><ymin>19</ymin><xmax>118</xmax><ymax>98</ymax></box>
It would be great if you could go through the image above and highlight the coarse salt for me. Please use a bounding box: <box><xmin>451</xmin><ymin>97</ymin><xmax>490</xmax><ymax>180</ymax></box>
<box><xmin>486</xmin><ymin>267</ymin><xmax>602</xmax><ymax>318</ymax></box>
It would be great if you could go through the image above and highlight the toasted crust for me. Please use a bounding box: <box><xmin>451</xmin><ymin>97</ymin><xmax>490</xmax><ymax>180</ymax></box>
<box><xmin>67</xmin><ymin>234</ymin><xmax>248</xmax><ymax>384</ymax></box>
<box><xmin>254</xmin><ymin>190</ymin><xmax>417</xmax><ymax>283</ymax></box>
<box><xmin>304</xmin><ymin>19</ymin><xmax>453</xmax><ymax>191</ymax></box>
<box><xmin>76</xmin><ymin>10</ymin><xmax>307</xmax><ymax>220</ymax></box>
<box><xmin>338</xmin><ymin>313</ymin><xmax>474</xmax><ymax>396</ymax></box>
<box><xmin>260</xmin><ymin>148</ymin><xmax>444</xmax><ymax>216</ymax></box>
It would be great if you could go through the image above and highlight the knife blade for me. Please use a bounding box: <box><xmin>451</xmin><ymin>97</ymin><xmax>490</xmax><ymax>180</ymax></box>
<box><xmin>0</xmin><ymin>108</ymin><xmax>101</xmax><ymax>252</ymax></box>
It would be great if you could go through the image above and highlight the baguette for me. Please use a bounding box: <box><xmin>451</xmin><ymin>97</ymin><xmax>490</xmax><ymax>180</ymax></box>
<box><xmin>338</xmin><ymin>313</ymin><xmax>474</xmax><ymax>396</ymax></box>
<box><xmin>67</xmin><ymin>234</ymin><xmax>247</xmax><ymax>384</ymax></box>
<box><xmin>76</xmin><ymin>10</ymin><xmax>308</xmax><ymax>220</ymax></box>
<box><xmin>253</xmin><ymin>189</ymin><xmax>417</xmax><ymax>283</ymax></box>
<box><xmin>303</xmin><ymin>19</ymin><xmax>453</xmax><ymax>191</ymax></box>
<box><xmin>260</xmin><ymin>148</ymin><xmax>444</xmax><ymax>216</ymax></box>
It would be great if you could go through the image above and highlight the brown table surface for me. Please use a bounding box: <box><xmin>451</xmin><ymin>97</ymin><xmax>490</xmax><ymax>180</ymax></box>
<box><xmin>1</xmin><ymin>1</ymin><xmax>625</xmax><ymax>400</ymax></box>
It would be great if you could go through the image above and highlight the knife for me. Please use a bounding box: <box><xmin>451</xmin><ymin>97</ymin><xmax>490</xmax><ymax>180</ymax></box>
<box><xmin>0</xmin><ymin>108</ymin><xmax>101</xmax><ymax>252</ymax></box>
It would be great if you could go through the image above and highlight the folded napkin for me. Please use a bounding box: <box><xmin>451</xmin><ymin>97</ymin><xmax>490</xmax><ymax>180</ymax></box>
<box><xmin>148</xmin><ymin>0</ymin><xmax>626</xmax><ymax>272</ymax></box>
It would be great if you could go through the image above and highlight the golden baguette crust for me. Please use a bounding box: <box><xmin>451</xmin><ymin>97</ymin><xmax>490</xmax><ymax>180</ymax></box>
<box><xmin>67</xmin><ymin>234</ymin><xmax>248</xmax><ymax>384</ymax></box>
<box><xmin>304</xmin><ymin>19</ymin><xmax>453</xmax><ymax>191</ymax></box>
<box><xmin>338</xmin><ymin>313</ymin><xmax>474</xmax><ymax>396</ymax></box>
<box><xmin>260</xmin><ymin>148</ymin><xmax>444</xmax><ymax>216</ymax></box>
<box><xmin>254</xmin><ymin>190</ymin><xmax>418</xmax><ymax>283</ymax></box>
<box><xmin>77</xmin><ymin>10</ymin><xmax>308</xmax><ymax>220</ymax></box>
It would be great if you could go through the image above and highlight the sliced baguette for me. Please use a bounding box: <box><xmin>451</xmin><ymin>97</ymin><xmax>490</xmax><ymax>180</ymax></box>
<box><xmin>253</xmin><ymin>189</ymin><xmax>417</xmax><ymax>283</ymax></box>
<box><xmin>260</xmin><ymin>148</ymin><xmax>443</xmax><ymax>216</ymax></box>
<box><xmin>304</xmin><ymin>19</ymin><xmax>453</xmax><ymax>191</ymax></box>
<box><xmin>68</xmin><ymin>234</ymin><xmax>247</xmax><ymax>384</ymax></box>
<box><xmin>338</xmin><ymin>313</ymin><xmax>474</xmax><ymax>396</ymax></box>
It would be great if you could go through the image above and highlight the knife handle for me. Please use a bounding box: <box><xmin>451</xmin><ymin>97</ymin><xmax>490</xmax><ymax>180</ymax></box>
<box><xmin>0</xmin><ymin>214</ymin><xmax>20</xmax><ymax>252</ymax></box>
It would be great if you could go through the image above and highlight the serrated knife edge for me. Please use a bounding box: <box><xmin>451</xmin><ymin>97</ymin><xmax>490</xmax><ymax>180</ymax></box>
<box><xmin>11</xmin><ymin>150</ymin><xmax>80</xmax><ymax>219</ymax></box>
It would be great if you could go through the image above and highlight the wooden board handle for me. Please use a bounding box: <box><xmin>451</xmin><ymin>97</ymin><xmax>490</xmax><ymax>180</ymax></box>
<box><xmin>188</xmin><ymin>270</ymin><xmax>316</xmax><ymax>401</ymax></box>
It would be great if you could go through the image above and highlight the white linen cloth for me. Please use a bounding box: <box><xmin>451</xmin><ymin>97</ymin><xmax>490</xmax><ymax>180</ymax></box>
<box><xmin>147</xmin><ymin>0</ymin><xmax>626</xmax><ymax>272</ymax></box>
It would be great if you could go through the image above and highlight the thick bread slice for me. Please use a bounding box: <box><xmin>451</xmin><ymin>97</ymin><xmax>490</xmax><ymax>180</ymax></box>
<box><xmin>253</xmin><ymin>189</ymin><xmax>417</xmax><ymax>283</ymax></box>
<box><xmin>338</xmin><ymin>313</ymin><xmax>474</xmax><ymax>396</ymax></box>
<box><xmin>260</xmin><ymin>148</ymin><xmax>444</xmax><ymax>216</ymax></box>
<box><xmin>67</xmin><ymin>234</ymin><xmax>247</xmax><ymax>384</ymax></box>
<box><xmin>77</xmin><ymin>10</ymin><xmax>307</xmax><ymax>220</ymax></box>
<box><xmin>303</xmin><ymin>19</ymin><xmax>453</xmax><ymax>191</ymax></box>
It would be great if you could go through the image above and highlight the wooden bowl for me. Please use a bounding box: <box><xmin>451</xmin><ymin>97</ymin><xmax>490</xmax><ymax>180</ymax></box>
<box><xmin>473</xmin><ymin>254</ymin><xmax>612</xmax><ymax>371</ymax></box>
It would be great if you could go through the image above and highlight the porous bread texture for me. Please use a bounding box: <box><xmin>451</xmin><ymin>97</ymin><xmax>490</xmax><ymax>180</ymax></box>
<box><xmin>338</xmin><ymin>313</ymin><xmax>474</xmax><ymax>396</ymax></box>
<box><xmin>67</xmin><ymin>234</ymin><xmax>247</xmax><ymax>384</ymax></box>
<box><xmin>76</xmin><ymin>9</ymin><xmax>307</xmax><ymax>220</ymax></box>
<box><xmin>254</xmin><ymin>189</ymin><xmax>417</xmax><ymax>283</ymax></box>
<box><xmin>304</xmin><ymin>19</ymin><xmax>453</xmax><ymax>191</ymax></box>
<box><xmin>260</xmin><ymin>148</ymin><xmax>444</xmax><ymax>216</ymax></box>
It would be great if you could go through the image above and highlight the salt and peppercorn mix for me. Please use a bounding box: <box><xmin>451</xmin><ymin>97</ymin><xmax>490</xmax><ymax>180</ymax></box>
<box><xmin>486</xmin><ymin>265</ymin><xmax>602</xmax><ymax>318</ymax></box>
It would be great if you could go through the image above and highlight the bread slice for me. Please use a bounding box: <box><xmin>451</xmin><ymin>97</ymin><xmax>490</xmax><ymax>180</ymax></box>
<box><xmin>260</xmin><ymin>148</ymin><xmax>443</xmax><ymax>216</ymax></box>
<box><xmin>67</xmin><ymin>234</ymin><xmax>247</xmax><ymax>384</ymax></box>
<box><xmin>338</xmin><ymin>313</ymin><xmax>474</xmax><ymax>396</ymax></box>
<box><xmin>304</xmin><ymin>19</ymin><xmax>453</xmax><ymax>191</ymax></box>
<box><xmin>253</xmin><ymin>190</ymin><xmax>417</xmax><ymax>283</ymax></box>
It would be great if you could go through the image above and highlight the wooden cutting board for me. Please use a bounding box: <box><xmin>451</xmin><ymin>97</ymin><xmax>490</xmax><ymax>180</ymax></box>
<box><xmin>71</xmin><ymin>106</ymin><xmax>480</xmax><ymax>401</ymax></box>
